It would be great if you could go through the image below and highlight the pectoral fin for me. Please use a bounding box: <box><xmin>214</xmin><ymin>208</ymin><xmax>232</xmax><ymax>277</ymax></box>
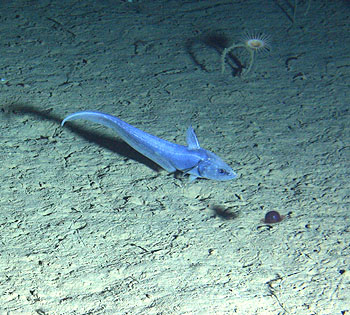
<box><xmin>188</xmin><ymin>174</ymin><xmax>198</xmax><ymax>182</ymax></box>
<box><xmin>149</xmin><ymin>151</ymin><xmax>177</xmax><ymax>173</ymax></box>
<box><xmin>182</xmin><ymin>164</ymin><xmax>201</xmax><ymax>182</ymax></box>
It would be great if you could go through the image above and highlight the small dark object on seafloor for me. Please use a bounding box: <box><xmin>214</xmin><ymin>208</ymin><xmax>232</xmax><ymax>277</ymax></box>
<box><xmin>263</xmin><ymin>211</ymin><xmax>284</xmax><ymax>224</ymax></box>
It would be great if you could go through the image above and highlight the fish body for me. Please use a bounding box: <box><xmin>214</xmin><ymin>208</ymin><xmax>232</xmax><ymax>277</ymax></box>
<box><xmin>61</xmin><ymin>111</ymin><xmax>237</xmax><ymax>181</ymax></box>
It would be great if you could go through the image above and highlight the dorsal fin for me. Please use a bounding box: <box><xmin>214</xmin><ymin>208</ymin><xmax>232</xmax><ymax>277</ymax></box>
<box><xmin>186</xmin><ymin>126</ymin><xmax>200</xmax><ymax>149</ymax></box>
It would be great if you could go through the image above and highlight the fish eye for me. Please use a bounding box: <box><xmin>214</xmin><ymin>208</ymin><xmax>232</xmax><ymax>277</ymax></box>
<box><xmin>218</xmin><ymin>168</ymin><xmax>227</xmax><ymax>175</ymax></box>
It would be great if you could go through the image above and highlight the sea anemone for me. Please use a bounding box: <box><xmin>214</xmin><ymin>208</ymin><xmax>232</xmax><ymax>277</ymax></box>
<box><xmin>241</xmin><ymin>32</ymin><xmax>271</xmax><ymax>53</ymax></box>
<box><xmin>221</xmin><ymin>31</ymin><xmax>271</xmax><ymax>76</ymax></box>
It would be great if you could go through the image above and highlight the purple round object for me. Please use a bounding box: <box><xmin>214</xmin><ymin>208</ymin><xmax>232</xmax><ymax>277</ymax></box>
<box><xmin>264</xmin><ymin>211</ymin><xmax>283</xmax><ymax>223</ymax></box>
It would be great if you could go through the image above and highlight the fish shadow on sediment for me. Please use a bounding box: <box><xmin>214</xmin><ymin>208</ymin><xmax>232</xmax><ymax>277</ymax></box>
<box><xmin>1</xmin><ymin>103</ymin><xmax>161</xmax><ymax>172</ymax></box>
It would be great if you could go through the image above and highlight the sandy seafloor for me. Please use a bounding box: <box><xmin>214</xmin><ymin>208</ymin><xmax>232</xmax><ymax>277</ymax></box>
<box><xmin>0</xmin><ymin>0</ymin><xmax>349</xmax><ymax>314</ymax></box>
